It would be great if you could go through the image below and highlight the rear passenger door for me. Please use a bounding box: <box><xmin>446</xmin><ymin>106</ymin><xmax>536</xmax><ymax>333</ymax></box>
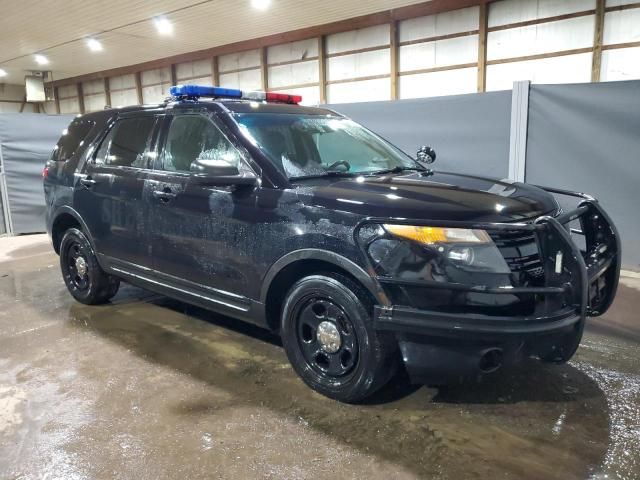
<box><xmin>74</xmin><ymin>113</ymin><xmax>161</xmax><ymax>269</ymax></box>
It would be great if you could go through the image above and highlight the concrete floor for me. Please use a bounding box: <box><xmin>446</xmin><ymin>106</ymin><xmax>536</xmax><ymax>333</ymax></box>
<box><xmin>1</xmin><ymin>234</ymin><xmax>638</xmax><ymax>480</ymax></box>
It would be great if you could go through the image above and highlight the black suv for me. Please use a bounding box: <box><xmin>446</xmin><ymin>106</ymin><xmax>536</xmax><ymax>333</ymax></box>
<box><xmin>44</xmin><ymin>85</ymin><xmax>620</xmax><ymax>402</ymax></box>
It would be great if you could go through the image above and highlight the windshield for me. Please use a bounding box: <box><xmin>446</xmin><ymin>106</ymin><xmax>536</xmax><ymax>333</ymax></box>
<box><xmin>234</xmin><ymin>113</ymin><xmax>420</xmax><ymax>179</ymax></box>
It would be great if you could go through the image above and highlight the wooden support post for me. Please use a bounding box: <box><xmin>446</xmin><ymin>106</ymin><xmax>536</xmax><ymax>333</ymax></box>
<box><xmin>318</xmin><ymin>36</ymin><xmax>327</xmax><ymax>104</ymax></box>
<box><xmin>212</xmin><ymin>57</ymin><xmax>219</xmax><ymax>86</ymax></box>
<box><xmin>390</xmin><ymin>21</ymin><xmax>399</xmax><ymax>100</ymax></box>
<box><xmin>54</xmin><ymin>86</ymin><xmax>60</xmax><ymax>114</ymax></box>
<box><xmin>19</xmin><ymin>95</ymin><xmax>27</xmax><ymax>113</ymax></box>
<box><xmin>134</xmin><ymin>72</ymin><xmax>143</xmax><ymax>104</ymax></box>
<box><xmin>170</xmin><ymin>64</ymin><xmax>177</xmax><ymax>85</ymax></box>
<box><xmin>477</xmin><ymin>2</ymin><xmax>488</xmax><ymax>92</ymax></box>
<box><xmin>260</xmin><ymin>47</ymin><xmax>268</xmax><ymax>91</ymax></box>
<box><xmin>77</xmin><ymin>83</ymin><xmax>85</xmax><ymax>114</ymax></box>
<box><xmin>591</xmin><ymin>0</ymin><xmax>605</xmax><ymax>82</ymax></box>
<box><xmin>103</xmin><ymin>77</ymin><xmax>111</xmax><ymax>108</ymax></box>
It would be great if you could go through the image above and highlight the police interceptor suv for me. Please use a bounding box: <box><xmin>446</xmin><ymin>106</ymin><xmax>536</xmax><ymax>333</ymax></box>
<box><xmin>44</xmin><ymin>85</ymin><xmax>620</xmax><ymax>403</ymax></box>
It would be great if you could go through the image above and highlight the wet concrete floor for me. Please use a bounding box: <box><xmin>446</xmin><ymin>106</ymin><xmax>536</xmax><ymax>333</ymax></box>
<box><xmin>1</xmin><ymin>235</ymin><xmax>638</xmax><ymax>479</ymax></box>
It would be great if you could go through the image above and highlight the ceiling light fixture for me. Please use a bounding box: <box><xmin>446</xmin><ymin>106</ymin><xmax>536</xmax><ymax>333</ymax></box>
<box><xmin>86</xmin><ymin>38</ymin><xmax>103</xmax><ymax>52</ymax></box>
<box><xmin>34</xmin><ymin>54</ymin><xmax>49</xmax><ymax>65</ymax></box>
<box><xmin>251</xmin><ymin>0</ymin><xmax>271</xmax><ymax>10</ymax></box>
<box><xmin>154</xmin><ymin>17</ymin><xmax>173</xmax><ymax>35</ymax></box>
<box><xmin>0</xmin><ymin>68</ymin><xmax>7</xmax><ymax>77</ymax></box>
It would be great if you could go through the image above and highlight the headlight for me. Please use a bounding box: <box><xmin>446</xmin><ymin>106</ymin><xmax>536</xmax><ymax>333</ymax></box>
<box><xmin>382</xmin><ymin>224</ymin><xmax>509</xmax><ymax>273</ymax></box>
<box><xmin>382</xmin><ymin>225</ymin><xmax>491</xmax><ymax>245</ymax></box>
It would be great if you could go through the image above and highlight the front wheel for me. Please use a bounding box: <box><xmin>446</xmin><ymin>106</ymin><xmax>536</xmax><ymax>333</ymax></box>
<box><xmin>281</xmin><ymin>273</ymin><xmax>397</xmax><ymax>403</ymax></box>
<box><xmin>59</xmin><ymin>228</ymin><xmax>120</xmax><ymax>305</ymax></box>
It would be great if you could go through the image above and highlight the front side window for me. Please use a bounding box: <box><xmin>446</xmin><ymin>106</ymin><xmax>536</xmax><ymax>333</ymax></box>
<box><xmin>94</xmin><ymin>116</ymin><xmax>156</xmax><ymax>168</ymax></box>
<box><xmin>160</xmin><ymin>115</ymin><xmax>243</xmax><ymax>173</ymax></box>
<box><xmin>234</xmin><ymin>113</ymin><xmax>418</xmax><ymax>179</ymax></box>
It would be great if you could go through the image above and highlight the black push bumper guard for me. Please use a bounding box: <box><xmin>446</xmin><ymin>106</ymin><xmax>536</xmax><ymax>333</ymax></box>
<box><xmin>354</xmin><ymin>186</ymin><xmax>621</xmax><ymax>337</ymax></box>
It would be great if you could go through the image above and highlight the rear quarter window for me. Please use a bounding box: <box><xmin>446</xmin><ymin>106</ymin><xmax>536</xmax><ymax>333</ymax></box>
<box><xmin>51</xmin><ymin>118</ymin><xmax>95</xmax><ymax>162</ymax></box>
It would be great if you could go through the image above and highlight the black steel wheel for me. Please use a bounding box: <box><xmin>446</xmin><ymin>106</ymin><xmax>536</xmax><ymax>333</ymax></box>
<box><xmin>281</xmin><ymin>273</ymin><xmax>397</xmax><ymax>403</ymax></box>
<box><xmin>59</xmin><ymin>228</ymin><xmax>120</xmax><ymax>305</ymax></box>
<box><xmin>296</xmin><ymin>297</ymin><xmax>358</xmax><ymax>378</ymax></box>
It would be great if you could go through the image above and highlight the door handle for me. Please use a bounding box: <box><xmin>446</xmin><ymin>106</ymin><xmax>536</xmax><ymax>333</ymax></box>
<box><xmin>153</xmin><ymin>188</ymin><xmax>177</xmax><ymax>203</ymax></box>
<box><xmin>80</xmin><ymin>176</ymin><xmax>98</xmax><ymax>188</ymax></box>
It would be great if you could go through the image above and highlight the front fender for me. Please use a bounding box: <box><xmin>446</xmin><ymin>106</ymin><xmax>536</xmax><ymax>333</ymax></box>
<box><xmin>260</xmin><ymin>248</ymin><xmax>389</xmax><ymax>306</ymax></box>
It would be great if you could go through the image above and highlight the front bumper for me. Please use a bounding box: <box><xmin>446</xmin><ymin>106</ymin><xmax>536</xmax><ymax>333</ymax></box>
<box><xmin>355</xmin><ymin>187</ymin><xmax>621</xmax><ymax>383</ymax></box>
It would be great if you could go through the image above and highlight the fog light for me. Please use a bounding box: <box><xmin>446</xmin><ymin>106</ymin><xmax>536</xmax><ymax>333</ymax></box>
<box><xmin>447</xmin><ymin>246</ymin><xmax>474</xmax><ymax>265</ymax></box>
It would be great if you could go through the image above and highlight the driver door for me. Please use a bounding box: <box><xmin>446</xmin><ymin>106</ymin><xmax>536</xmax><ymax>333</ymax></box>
<box><xmin>146</xmin><ymin>111</ymin><xmax>259</xmax><ymax>307</ymax></box>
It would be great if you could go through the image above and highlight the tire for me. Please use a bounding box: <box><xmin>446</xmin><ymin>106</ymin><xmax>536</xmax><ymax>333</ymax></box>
<box><xmin>59</xmin><ymin>228</ymin><xmax>120</xmax><ymax>305</ymax></box>
<box><xmin>281</xmin><ymin>273</ymin><xmax>397</xmax><ymax>403</ymax></box>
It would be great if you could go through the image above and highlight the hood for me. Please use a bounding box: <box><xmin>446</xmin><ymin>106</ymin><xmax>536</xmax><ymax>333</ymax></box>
<box><xmin>297</xmin><ymin>171</ymin><xmax>559</xmax><ymax>223</ymax></box>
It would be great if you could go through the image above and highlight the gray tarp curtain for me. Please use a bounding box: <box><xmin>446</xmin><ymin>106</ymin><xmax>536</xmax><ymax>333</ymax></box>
<box><xmin>0</xmin><ymin>113</ymin><xmax>73</xmax><ymax>234</ymax></box>
<box><xmin>526</xmin><ymin>81</ymin><xmax>640</xmax><ymax>269</ymax></box>
<box><xmin>326</xmin><ymin>90</ymin><xmax>512</xmax><ymax>180</ymax></box>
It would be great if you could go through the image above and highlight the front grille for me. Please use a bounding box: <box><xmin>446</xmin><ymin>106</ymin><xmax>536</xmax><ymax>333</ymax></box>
<box><xmin>490</xmin><ymin>230</ymin><xmax>543</xmax><ymax>279</ymax></box>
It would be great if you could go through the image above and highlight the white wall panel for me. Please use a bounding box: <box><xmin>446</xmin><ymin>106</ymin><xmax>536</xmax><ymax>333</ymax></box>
<box><xmin>141</xmin><ymin>67</ymin><xmax>171</xmax><ymax>86</ymax></box>
<box><xmin>273</xmin><ymin>85</ymin><xmax>321</xmax><ymax>106</ymax></box>
<box><xmin>327</xmin><ymin>24</ymin><xmax>390</xmax><ymax>54</ymax></box>
<box><xmin>109</xmin><ymin>74</ymin><xmax>135</xmax><ymax>90</ymax></box>
<box><xmin>268</xmin><ymin>60</ymin><xmax>318</xmax><ymax>88</ymax></box>
<box><xmin>399</xmin><ymin>35</ymin><xmax>478</xmax><ymax>72</ymax></box>
<box><xmin>327</xmin><ymin>77</ymin><xmax>390</xmax><ymax>103</ymax></box>
<box><xmin>399</xmin><ymin>6</ymin><xmax>479</xmax><ymax>43</ymax></box>
<box><xmin>58</xmin><ymin>85</ymin><xmax>77</xmax><ymax>98</ymax></box>
<box><xmin>0</xmin><ymin>102</ymin><xmax>37</xmax><ymax>113</ymax></box>
<box><xmin>606</xmin><ymin>0</ymin><xmax>640</xmax><ymax>6</ymax></box>
<box><xmin>219</xmin><ymin>69</ymin><xmax>261</xmax><ymax>90</ymax></box>
<box><xmin>268</xmin><ymin>38</ymin><xmax>318</xmax><ymax>64</ymax></box>
<box><xmin>219</xmin><ymin>49</ymin><xmax>261</xmax><ymax>72</ymax></box>
<box><xmin>178</xmin><ymin>76</ymin><xmax>213</xmax><ymax>86</ymax></box>
<box><xmin>142</xmin><ymin>84</ymin><xmax>169</xmax><ymax>103</ymax></box>
<box><xmin>399</xmin><ymin>67</ymin><xmax>478</xmax><ymax>99</ymax></box>
<box><xmin>488</xmin><ymin>15</ymin><xmax>595</xmax><ymax>60</ymax></box>
<box><xmin>176</xmin><ymin>59</ymin><xmax>212</xmax><ymax>80</ymax></box>
<box><xmin>59</xmin><ymin>97</ymin><xmax>80</xmax><ymax>114</ymax></box>
<box><xmin>489</xmin><ymin>0</ymin><xmax>595</xmax><ymax>27</ymax></box>
<box><xmin>82</xmin><ymin>79</ymin><xmax>104</xmax><ymax>95</ymax></box>
<box><xmin>84</xmin><ymin>93</ymin><xmax>107</xmax><ymax>112</ymax></box>
<box><xmin>486</xmin><ymin>52</ymin><xmax>592</xmax><ymax>90</ymax></box>
<box><xmin>327</xmin><ymin>49</ymin><xmax>390</xmax><ymax>81</ymax></box>
<box><xmin>601</xmin><ymin>47</ymin><xmax>640</xmax><ymax>81</ymax></box>
<box><xmin>109</xmin><ymin>88</ymin><xmax>138</xmax><ymax>107</ymax></box>
<box><xmin>603</xmin><ymin>8</ymin><xmax>640</xmax><ymax>45</ymax></box>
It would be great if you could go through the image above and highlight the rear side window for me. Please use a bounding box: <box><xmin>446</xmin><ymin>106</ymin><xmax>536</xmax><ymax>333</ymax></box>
<box><xmin>51</xmin><ymin>119</ymin><xmax>95</xmax><ymax>162</ymax></box>
<box><xmin>94</xmin><ymin>116</ymin><xmax>157</xmax><ymax>168</ymax></box>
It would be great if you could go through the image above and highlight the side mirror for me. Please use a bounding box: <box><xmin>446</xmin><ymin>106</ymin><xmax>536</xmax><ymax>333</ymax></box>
<box><xmin>416</xmin><ymin>145</ymin><xmax>436</xmax><ymax>164</ymax></box>
<box><xmin>190</xmin><ymin>158</ymin><xmax>258</xmax><ymax>187</ymax></box>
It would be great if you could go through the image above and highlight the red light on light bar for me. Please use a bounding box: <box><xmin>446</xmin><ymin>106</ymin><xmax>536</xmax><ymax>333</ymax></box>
<box><xmin>265</xmin><ymin>92</ymin><xmax>302</xmax><ymax>104</ymax></box>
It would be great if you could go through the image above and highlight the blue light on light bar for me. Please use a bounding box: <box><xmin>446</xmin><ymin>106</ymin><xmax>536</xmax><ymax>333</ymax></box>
<box><xmin>169</xmin><ymin>84</ymin><xmax>242</xmax><ymax>99</ymax></box>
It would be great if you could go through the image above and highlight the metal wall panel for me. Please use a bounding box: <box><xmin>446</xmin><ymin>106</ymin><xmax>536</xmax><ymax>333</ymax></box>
<box><xmin>525</xmin><ymin>80</ymin><xmax>640</xmax><ymax>268</ymax></box>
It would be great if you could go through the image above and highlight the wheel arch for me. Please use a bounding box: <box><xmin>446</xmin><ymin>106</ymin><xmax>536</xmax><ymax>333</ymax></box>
<box><xmin>51</xmin><ymin>206</ymin><xmax>95</xmax><ymax>255</ymax></box>
<box><xmin>260</xmin><ymin>249</ymin><xmax>389</xmax><ymax>332</ymax></box>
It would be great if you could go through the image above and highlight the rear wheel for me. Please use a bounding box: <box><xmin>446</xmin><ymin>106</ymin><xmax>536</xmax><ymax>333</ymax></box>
<box><xmin>281</xmin><ymin>273</ymin><xmax>397</xmax><ymax>403</ymax></box>
<box><xmin>60</xmin><ymin>228</ymin><xmax>120</xmax><ymax>305</ymax></box>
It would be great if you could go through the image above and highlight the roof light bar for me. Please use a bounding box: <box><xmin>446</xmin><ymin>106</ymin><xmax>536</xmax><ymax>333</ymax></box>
<box><xmin>169</xmin><ymin>85</ymin><xmax>301</xmax><ymax>104</ymax></box>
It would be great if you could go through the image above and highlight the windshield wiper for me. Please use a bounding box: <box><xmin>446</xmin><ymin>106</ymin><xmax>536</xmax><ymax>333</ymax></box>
<box><xmin>290</xmin><ymin>171</ymin><xmax>359</xmax><ymax>181</ymax></box>
<box><xmin>367</xmin><ymin>166</ymin><xmax>426</xmax><ymax>175</ymax></box>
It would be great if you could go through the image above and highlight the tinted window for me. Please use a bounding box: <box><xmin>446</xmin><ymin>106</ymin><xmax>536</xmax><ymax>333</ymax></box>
<box><xmin>95</xmin><ymin>116</ymin><xmax>156</xmax><ymax>168</ymax></box>
<box><xmin>161</xmin><ymin>115</ymin><xmax>243</xmax><ymax>172</ymax></box>
<box><xmin>52</xmin><ymin>119</ymin><xmax>95</xmax><ymax>162</ymax></box>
